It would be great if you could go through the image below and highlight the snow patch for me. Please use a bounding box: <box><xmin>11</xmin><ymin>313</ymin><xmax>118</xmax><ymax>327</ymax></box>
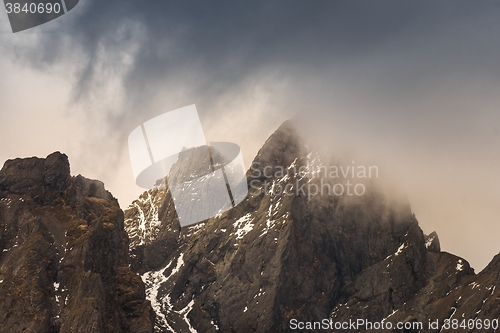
<box><xmin>395</xmin><ymin>243</ymin><xmax>407</xmax><ymax>256</ymax></box>
<box><xmin>125</xmin><ymin>191</ymin><xmax>163</xmax><ymax>248</ymax></box>
<box><xmin>1</xmin><ymin>197</ymin><xmax>12</xmax><ymax>208</ymax></box>
<box><xmin>142</xmin><ymin>258</ymin><xmax>176</xmax><ymax>332</ymax></box>
<box><xmin>233</xmin><ymin>213</ymin><xmax>254</xmax><ymax>240</ymax></box>
<box><xmin>210</xmin><ymin>319</ymin><xmax>219</xmax><ymax>330</ymax></box>
<box><xmin>178</xmin><ymin>298</ymin><xmax>197</xmax><ymax>333</ymax></box>
<box><xmin>185</xmin><ymin>222</ymin><xmax>206</xmax><ymax>237</ymax></box>
<box><xmin>385</xmin><ymin>242</ymin><xmax>408</xmax><ymax>266</ymax></box>
<box><xmin>425</xmin><ymin>235</ymin><xmax>435</xmax><ymax>249</ymax></box>
<box><xmin>382</xmin><ymin>309</ymin><xmax>398</xmax><ymax>321</ymax></box>
<box><xmin>470</xmin><ymin>282</ymin><xmax>480</xmax><ymax>289</ymax></box>
<box><xmin>141</xmin><ymin>254</ymin><xmax>188</xmax><ymax>332</ymax></box>
<box><xmin>253</xmin><ymin>288</ymin><xmax>265</xmax><ymax>298</ymax></box>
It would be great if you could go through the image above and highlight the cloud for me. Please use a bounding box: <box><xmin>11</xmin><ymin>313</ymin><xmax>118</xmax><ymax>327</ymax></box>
<box><xmin>1</xmin><ymin>0</ymin><xmax>500</xmax><ymax>270</ymax></box>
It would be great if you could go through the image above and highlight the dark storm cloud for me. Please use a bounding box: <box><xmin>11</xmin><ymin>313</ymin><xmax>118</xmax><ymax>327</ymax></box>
<box><xmin>4</xmin><ymin>0</ymin><xmax>494</xmax><ymax>147</ymax></box>
<box><xmin>11</xmin><ymin>0</ymin><xmax>498</xmax><ymax>147</ymax></box>
<box><xmin>2</xmin><ymin>0</ymin><xmax>500</xmax><ymax>270</ymax></box>
<box><xmin>20</xmin><ymin>0</ymin><xmax>500</xmax><ymax>117</ymax></box>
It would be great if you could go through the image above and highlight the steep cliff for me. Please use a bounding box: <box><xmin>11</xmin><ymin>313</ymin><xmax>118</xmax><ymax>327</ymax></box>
<box><xmin>0</xmin><ymin>152</ymin><xmax>155</xmax><ymax>333</ymax></box>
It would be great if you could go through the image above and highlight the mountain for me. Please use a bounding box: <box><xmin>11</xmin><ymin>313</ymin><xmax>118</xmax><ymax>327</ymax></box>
<box><xmin>0</xmin><ymin>152</ymin><xmax>154</xmax><ymax>333</ymax></box>
<box><xmin>1</xmin><ymin>121</ymin><xmax>498</xmax><ymax>333</ymax></box>
<box><xmin>124</xmin><ymin>121</ymin><xmax>500</xmax><ymax>333</ymax></box>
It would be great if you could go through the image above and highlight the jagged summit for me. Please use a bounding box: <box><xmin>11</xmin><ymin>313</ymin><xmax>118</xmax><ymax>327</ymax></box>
<box><xmin>123</xmin><ymin>120</ymin><xmax>500</xmax><ymax>332</ymax></box>
<box><xmin>251</xmin><ymin>119</ymin><xmax>306</xmax><ymax>175</ymax></box>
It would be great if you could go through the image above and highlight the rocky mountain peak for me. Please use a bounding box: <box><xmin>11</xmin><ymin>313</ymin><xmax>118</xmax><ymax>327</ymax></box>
<box><xmin>251</xmin><ymin>120</ymin><xmax>306</xmax><ymax>179</ymax></box>
<box><xmin>2</xmin><ymin>120</ymin><xmax>496</xmax><ymax>333</ymax></box>
<box><xmin>0</xmin><ymin>151</ymin><xmax>72</xmax><ymax>205</ymax></box>
<box><xmin>120</xmin><ymin>120</ymin><xmax>500</xmax><ymax>333</ymax></box>
<box><xmin>0</xmin><ymin>152</ymin><xmax>155</xmax><ymax>333</ymax></box>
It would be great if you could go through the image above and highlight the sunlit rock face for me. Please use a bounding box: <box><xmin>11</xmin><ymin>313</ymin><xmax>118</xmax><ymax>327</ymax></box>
<box><xmin>0</xmin><ymin>152</ymin><xmax>154</xmax><ymax>333</ymax></box>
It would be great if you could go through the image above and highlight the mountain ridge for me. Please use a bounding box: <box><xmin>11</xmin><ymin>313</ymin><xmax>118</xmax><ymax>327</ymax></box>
<box><xmin>123</xmin><ymin>120</ymin><xmax>500</xmax><ymax>332</ymax></box>
<box><xmin>0</xmin><ymin>121</ymin><xmax>498</xmax><ymax>332</ymax></box>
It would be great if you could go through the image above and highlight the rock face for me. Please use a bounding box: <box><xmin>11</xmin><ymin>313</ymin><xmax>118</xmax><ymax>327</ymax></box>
<box><xmin>125</xmin><ymin>121</ymin><xmax>500</xmax><ymax>333</ymax></box>
<box><xmin>0</xmin><ymin>152</ymin><xmax>155</xmax><ymax>333</ymax></box>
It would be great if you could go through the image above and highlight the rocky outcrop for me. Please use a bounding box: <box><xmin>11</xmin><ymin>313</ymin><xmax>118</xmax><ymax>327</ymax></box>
<box><xmin>0</xmin><ymin>152</ymin><xmax>154</xmax><ymax>333</ymax></box>
<box><xmin>383</xmin><ymin>252</ymin><xmax>499</xmax><ymax>333</ymax></box>
<box><xmin>124</xmin><ymin>121</ymin><xmax>500</xmax><ymax>333</ymax></box>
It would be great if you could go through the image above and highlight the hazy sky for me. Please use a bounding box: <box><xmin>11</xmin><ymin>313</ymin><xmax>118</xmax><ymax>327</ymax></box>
<box><xmin>1</xmin><ymin>0</ymin><xmax>499</xmax><ymax>270</ymax></box>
